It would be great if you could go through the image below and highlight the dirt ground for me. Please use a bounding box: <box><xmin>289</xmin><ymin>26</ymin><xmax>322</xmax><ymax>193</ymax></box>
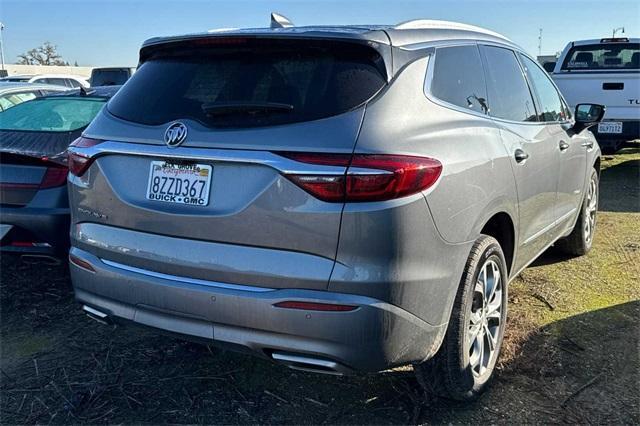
<box><xmin>1</xmin><ymin>144</ymin><xmax>638</xmax><ymax>425</ymax></box>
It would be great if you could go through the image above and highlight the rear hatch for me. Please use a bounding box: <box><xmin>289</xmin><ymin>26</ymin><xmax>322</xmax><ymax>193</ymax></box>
<box><xmin>72</xmin><ymin>36</ymin><xmax>389</xmax><ymax>290</ymax></box>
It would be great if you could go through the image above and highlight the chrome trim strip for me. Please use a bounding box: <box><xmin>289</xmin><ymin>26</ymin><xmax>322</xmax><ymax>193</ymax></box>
<box><xmin>100</xmin><ymin>258</ymin><xmax>275</xmax><ymax>293</ymax></box>
<box><xmin>522</xmin><ymin>208</ymin><xmax>577</xmax><ymax>246</ymax></box>
<box><xmin>68</xmin><ymin>141</ymin><xmax>349</xmax><ymax>175</ymax></box>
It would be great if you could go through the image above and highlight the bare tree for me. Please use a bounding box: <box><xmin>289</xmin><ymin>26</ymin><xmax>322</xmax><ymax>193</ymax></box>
<box><xmin>17</xmin><ymin>42</ymin><xmax>66</xmax><ymax>65</ymax></box>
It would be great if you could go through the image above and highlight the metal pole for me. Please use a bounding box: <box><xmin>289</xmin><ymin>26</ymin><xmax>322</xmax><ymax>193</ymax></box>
<box><xmin>0</xmin><ymin>22</ymin><xmax>5</xmax><ymax>71</ymax></box>
<box><xmin>538</xmin><ymin>28</ymin><xmax>542</xmax><ymax>57</ymax></box>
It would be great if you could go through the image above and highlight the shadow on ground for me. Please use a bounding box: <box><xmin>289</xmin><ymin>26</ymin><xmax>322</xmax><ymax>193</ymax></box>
<box><xmin>1</xmin><ymin>258</ymin><xmax>638</xmax><ymax>425</ymax></box>
<box><xmin>599</xmin><ymin>145</ymin><xmax>640</xmax><ymax>213</ymax></box>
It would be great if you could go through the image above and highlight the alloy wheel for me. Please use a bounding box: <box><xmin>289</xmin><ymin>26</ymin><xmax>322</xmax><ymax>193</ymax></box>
<box><xmin>468</xmin><ymin>259</ymin><xmax>503</xmax><ymax>377</ymax></box>
<box><xmin>584</xmin><ymin>175</ymin><xmax>598</xmax><ymax>244</ymax></box>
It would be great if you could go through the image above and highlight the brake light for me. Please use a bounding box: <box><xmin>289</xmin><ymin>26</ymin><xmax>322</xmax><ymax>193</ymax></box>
<box><xmin>39</xmin><ymin>167</ymin><xmax>68</xmax><ymax>189</ymax></box>
<box><xmin>279</xmin><ymin>153</ymin><xmax>442</xmax><ymax>202</ymax></box>
<box><xmin>273</xmin><ymin>301</ymin><xmax>358</xmax><ymax>312</ymax></box>
<box><xmin>68</xmin><ymin>137</ymin><xmax>103</xmax><ymax>177</ymax></box>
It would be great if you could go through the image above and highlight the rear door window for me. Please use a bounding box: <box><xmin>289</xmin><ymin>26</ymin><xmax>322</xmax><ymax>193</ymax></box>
<box><xmin>430</xmin><ymin>45</ymin><xmax>488</xmax><ymax>114</ymax></box>
<box><xmin>108</xmin><ymin>39</ymin><xmax>387</xmax><ymax>128</ymax></box>
<box><xmin>480</xmin><ymin>45</ymin><xmax>538</xmax><ymax>122</ymax></box>
<box><xmin>519</xmin><ymin>55</ymin><xmax>567</xmax><ymax>122</ymax></box>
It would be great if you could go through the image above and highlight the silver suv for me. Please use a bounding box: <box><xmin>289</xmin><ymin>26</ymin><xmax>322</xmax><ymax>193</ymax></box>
<box><xmin>68</xmin><ymin>19</ymin><xmax>604</xmax><ymax>399</ymax></box>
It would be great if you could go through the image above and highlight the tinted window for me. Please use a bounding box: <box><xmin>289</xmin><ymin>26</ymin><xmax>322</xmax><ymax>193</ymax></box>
<box><xmin>0</xmin><ymin>98</ymin><xmax>106</xmax><ymax>132</ymax></box>
<box><xmin>561</xmin><ymin>43</ymin><xmax>639</xmax><ymax>70</ymax></box>
<box><xmin>90</xmin><ymin>69</ymin><xmax>130</xmax><ymax>86</ymax></box>
<box><xmin>480</xmin><ymin>46</ymin><xmax>537</xmax><ymax>122</ymax></box>
<box><xmin>520</xmin><ymin>55</ymin><xmax>566</xmax><ymax>122</ymax></box>
<box><xmin>108</xmin><ymin>39</ymin><xmax>387</xmax><ymax>128</ymax></box>
<box><xmin>431</xmin><ymin>45</ymin><xmax>488</xmax><ymax>114</ymax></box>
<box><xmin>41</xmin><ymin>78</ymin><xmax>68</xmax><ymax>87</ymax></box>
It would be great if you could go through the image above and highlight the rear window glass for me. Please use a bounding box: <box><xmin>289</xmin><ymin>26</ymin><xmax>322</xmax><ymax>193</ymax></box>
<box><xmin>430</xmin><ymin>45</ymin><xmax>488</xmax><ymax>114</ymax></box>
<box><xmin>0</xmin><ymin>98</ymin><xmax>106</xmax><ymax>132</ymax></box>
<box><xmin>108</xmin><ymin>38</ymin><xmax>387</xmax><ymax>128</ymax></box>
<box><xmin>562</xmin><ymin>43</ymin><xmax>640</xmax><ymax>70</ymax></box>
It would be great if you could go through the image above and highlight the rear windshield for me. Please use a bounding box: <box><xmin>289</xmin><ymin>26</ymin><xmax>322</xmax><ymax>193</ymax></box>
<box><xmin>0</xmin><ymin>98</ymin><xmax>106</xmax><ymax>132</ymax></box>
<box><xmin>108</xmin><ymin>38</ymin><xmax>387</xmax><ymax>128</ymax></box>
<box><xmin>91</xmin><ymin>70</ymin><xmax>130</xmax><ymax>86</ymax></box>
<box><xmin>561</xmin><ymin>43</ymin><xmax>640</xmax><ymax>70</ymax></box>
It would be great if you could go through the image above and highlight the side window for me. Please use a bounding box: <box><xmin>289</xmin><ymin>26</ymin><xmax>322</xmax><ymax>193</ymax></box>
<box><xmin>519</xmin><ymin>54</ymin><xmax>566</xmax><ymax>122</ymax></box>
<box><xmin>67</xmin><ymin>79</ymin><xmax>82</xmax><ymax>88</ymax></box>
<box><xmin>480</xmin><ymin>46</ymin><xmax>538</xmax><ymax>122</ymax></box>
<box><xmin>430</xmin><ymin>45</ymin><xmax>488</xmax><ymax>114</ymax></box>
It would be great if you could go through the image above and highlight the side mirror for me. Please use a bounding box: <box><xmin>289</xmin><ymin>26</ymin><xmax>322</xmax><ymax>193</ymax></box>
<box><xmin>543</xmin><ymin>61</ymin><xmax>556</xmax><ymax>73</ymax></box>
<box><xmin>573</xmin><ymin>103</ymin><xmax>606</xmax><ymax>133</ymax></box>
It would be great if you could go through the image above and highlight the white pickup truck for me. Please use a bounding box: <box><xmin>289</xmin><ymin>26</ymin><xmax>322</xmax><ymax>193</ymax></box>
<box><xmin>551</xmin><ymin>37</ymin><xmax>639</xmax><ymax>152</ymax></box>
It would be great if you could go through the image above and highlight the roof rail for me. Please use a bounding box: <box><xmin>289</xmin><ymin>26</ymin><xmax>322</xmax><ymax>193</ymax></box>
<box><xmin>394</xmin><ymin>19</ymin><xmax>510</xmax><ymax>41</ymax></box>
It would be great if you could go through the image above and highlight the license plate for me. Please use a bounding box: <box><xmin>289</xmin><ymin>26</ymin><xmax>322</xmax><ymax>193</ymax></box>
<box><xmin>598</xmin><ymin>122</ymin><xmax>623</xmax><ymax>134</ymax></box>
<box><xmin>146</xmin><ymin>161</ymin><xmax>212</xmax><ymax>206</ymax></box>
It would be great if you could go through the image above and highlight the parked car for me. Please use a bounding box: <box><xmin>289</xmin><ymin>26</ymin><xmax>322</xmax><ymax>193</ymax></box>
<box><xmin>0</xmin><ymin>86</ymin><xmax>119</xmax><ymax>257</ymax></box>
<box><xmin>0</xmin><ymin>82</ymin><xmax>69</xmax><ymax>111</ymax></box>
<box><xmin>67</xmin><ymin>19</ymin><xmax>603</xmax><ymax>401</ymax></box>
<box><xmin>89</xmin><ymin>67</ymin><xmax>135</xmax><ymax>87</ymax></box>
<box><xmin>550</xmin><ymin>37</ymin><xmax>639</xmax><ymax>152</ymax></box>
<box><xmin>1</xmin><ymin>74</ymin><xmax>90</xmax><ymax>89</ymax></box>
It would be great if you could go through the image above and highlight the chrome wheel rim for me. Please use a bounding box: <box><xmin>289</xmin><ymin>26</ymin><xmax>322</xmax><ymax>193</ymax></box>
<box><xmin>468</xmin><ymin>259</ymin><xmax>503</xmax><ymax>378</ymax></box>
<box><xmin>584</xmin><ymin>176</ymin><xmax>598</xmax><ymax>244</ymax></box>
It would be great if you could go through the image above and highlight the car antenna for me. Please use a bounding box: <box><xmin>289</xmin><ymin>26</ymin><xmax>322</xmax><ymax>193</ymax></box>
<box><xmin>270</xmin><ymin>12</ymin><xmax>294</xmax><ymax>29</ymax></box>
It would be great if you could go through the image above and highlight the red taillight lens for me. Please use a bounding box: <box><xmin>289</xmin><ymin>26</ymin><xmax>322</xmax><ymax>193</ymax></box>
<box><xmin>278</xmin><ymin>153</ymin><xmax>442</xmax><ymax>202</ymax></box>
<box><xmin>69</xmin><ymin>253</ymin><xmax>96</xmax><ymax>273</ymax></box>
<box><xmin>273</xmin><ymin>301</ymin><xmax>358</xmax><ymax>312</ymax></box>
<box><xmin>68</xmin><ymin>137</ymin><xmax>103</xmax><ymax>177</ymax></box>
<box><xmin>39</xmin><ymin>166</ymin><xmax>68</xmax><ymax>189</ymax></box>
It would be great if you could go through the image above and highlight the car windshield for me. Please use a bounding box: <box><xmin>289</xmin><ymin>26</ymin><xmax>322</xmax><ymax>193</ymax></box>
<box><xmin>561</xmin><ymin>42</ymin><xmax>640</xmax><ymax>70</ymax></box>
<box><xmin>108</xmin><ymin>38</ymin><xmax>387</xmax><ymax>128</ymax></box>
<box><xmin>0</xmin><ymin>97</ymin><xmax>106</xmax><ymax>132</ymax></box>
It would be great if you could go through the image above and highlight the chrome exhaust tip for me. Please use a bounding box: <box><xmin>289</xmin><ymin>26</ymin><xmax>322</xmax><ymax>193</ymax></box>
<box><xmin>20</xmin><ymin>254</ymin><xmax>61</xmax><ymax>266</ymax></box>
<box><xmin>82</xmin><ymin>305</ymin><xmax>112</xmax><ymax>325</ymax></box>
<box><xmin>271</xmin><ymin>351</ymin><xmax>349</xmax><ymax>375</ymax></box>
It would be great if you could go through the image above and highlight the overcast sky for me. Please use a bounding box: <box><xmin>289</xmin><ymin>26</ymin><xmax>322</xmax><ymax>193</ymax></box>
<box><xmin>1</xmin><ymin>0</ymin><xmax>638</xmax><ymax>67</ymax></box>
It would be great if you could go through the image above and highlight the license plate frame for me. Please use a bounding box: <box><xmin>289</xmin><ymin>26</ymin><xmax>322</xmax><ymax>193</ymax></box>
<box><xmin>146</xmin><ymin>161</ymin><xmax>212</xmax><ymax>207</ymax></box>
<box><xmin>597</xmin><ymin>121</ymin><xmax>623</xmax><ymax>134</ymax></box>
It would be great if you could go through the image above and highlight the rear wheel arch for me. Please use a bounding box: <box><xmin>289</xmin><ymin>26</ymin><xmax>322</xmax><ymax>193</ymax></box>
<box><xmin>479</xmin><ymin>212</ymin><xmax>515</xmax><ymax>276</ymax></box>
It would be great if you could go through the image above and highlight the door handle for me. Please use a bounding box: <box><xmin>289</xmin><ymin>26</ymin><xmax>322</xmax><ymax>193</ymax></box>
<box><xmin>559</xmin><ymin>140</ymin><xmax>570</xmax><ymax>151</ymax></box>
<box><xmin>514</xmin><ymin>149</ymin><xmax>529</xmax><ymax>163</ymax></box>
<box><xmin>581</xmin><ymin>141</ymin><xmax>594</xmax><ymax>149</ymax></box>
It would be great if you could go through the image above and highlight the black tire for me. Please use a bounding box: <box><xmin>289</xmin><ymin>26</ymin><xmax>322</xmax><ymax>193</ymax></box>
<box><xmin>557</xmin><ymin>168</ymin><xmax>599</xmax><ymax>256</ymax></box>
<box><xmin>414</xmin><ymin>235</ymin><xmax>508</xmax><ymax>401</ymax></box>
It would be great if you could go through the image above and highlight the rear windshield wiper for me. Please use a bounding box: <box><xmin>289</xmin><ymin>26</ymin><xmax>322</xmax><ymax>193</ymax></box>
<box><xmin>201</xmin><ymin>101</ymin><xmax>294</xmax><ymax>116</ymax></box>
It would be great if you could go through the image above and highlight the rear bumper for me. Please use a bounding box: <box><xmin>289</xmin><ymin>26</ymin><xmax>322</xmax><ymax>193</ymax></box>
<box><xmin>70</xmin><ymin>247</ymin><xmax>446</xmax><ymax>373</ymax></box>
<box><xmin>592</xmin><ymin>120</ymin><xmax>640</xmax><ymax>145</ymax></box>
<box><xmin>0</xmin><ymin>206</ymin><xmax>69</xmax><ymax>254</ymax></box>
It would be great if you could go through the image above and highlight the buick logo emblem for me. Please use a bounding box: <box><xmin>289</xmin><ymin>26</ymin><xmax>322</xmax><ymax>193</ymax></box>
<box><xmin>164</xmin><ymin>122</ymin><xmax>188</xmax><ymax>148</ymax></box>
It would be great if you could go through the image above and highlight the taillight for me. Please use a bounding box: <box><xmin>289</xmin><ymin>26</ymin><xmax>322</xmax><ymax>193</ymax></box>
<box><xmin>273</xmin><ymin>301</ymin><xmax>358</xmax><ymax>312</ymax></box>
<box><xmin>68</xmin><ymin>137</ymin><xmax>103</xmax><ymax>177</ymax></box>
<box><xmin>278</xmin><ymin>153</ymin><xmax>442</xmax><ymax>202</ymax></box>
<box><xmin>39</xmin><ymin>167</ymin><xmax>68</xmax><ymax>189</ymax></box>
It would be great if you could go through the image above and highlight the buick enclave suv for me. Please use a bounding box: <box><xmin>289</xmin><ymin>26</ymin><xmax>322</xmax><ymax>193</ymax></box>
<box><xmin>68</xmin><ymin>19</ymin><xmax>603</xmax><ymax>399</ymax></box>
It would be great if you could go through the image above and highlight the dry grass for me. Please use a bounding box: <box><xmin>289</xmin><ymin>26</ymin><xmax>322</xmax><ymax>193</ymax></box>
<box><xmin>1</xmin><ymin>143</ymin><xmax>638</xmax><ymax>424</ymax></box>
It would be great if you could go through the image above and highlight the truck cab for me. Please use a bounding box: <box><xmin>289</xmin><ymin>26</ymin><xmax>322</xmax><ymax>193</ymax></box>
<box><xmin>551</xmin><ymin>37</ymin><xmax>639</xmax><ymax>152</ymax></box>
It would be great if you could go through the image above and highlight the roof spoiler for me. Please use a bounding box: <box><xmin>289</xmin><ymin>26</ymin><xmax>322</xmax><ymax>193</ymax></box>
<box><xmin>270</xmin><ymin>12</ymin><xmax>294</xmax><ymax>29</ymax></box>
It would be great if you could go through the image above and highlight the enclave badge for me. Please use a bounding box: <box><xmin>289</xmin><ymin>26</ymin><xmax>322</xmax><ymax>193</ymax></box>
<box><xmin>164</xmin><ymin>122</ymin><xmax>188</xmax><ymax>148</ymax></box>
